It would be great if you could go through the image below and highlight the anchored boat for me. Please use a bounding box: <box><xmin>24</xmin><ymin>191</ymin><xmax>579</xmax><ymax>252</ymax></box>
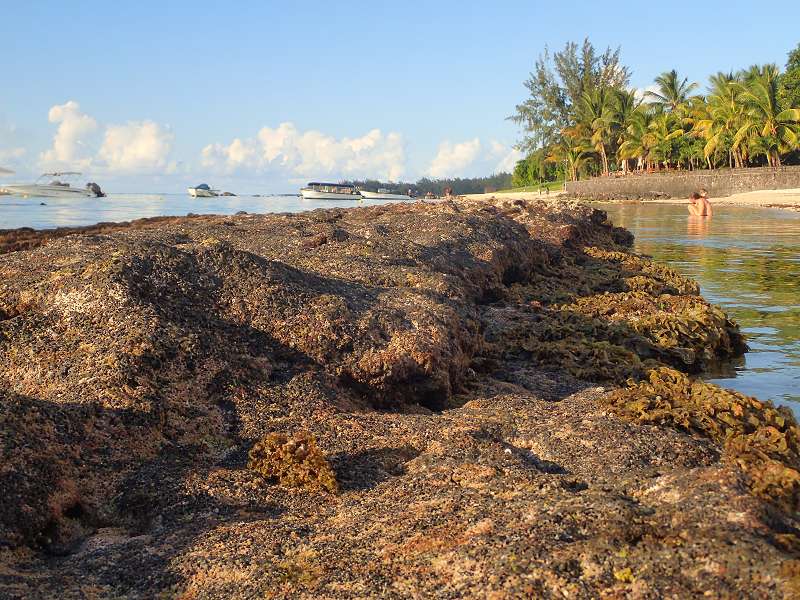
<box><xmin>187</xmin><ymin>183</ymin><xmax>220</xmax><ymax>198</ymax></box>
<box><xmin>300</xmin><ymin>182</ymin><xmax>362</xmax><ymax>200</ymax></box>
<box><xmin>1</xmin><ymin>172</ymin><xmax>105</xmax><ymax>198</ymax></box>
<box><xmin>358</xmin><ymin>188</ymin><xmax>412</xmax><ymax>200</ymax></box>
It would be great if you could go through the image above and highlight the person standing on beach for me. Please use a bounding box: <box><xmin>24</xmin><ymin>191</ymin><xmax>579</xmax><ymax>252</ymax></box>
<box><xmin>687</xmin><ymin>191</ymin><xmax>712</xmax><ymax>216</ymax></box>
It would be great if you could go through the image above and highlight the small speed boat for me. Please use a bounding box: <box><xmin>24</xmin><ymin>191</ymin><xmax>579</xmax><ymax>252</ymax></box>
<box><xmin>300</xmin><ymin>182</ymin><xmax>362</xmax><ymax>200</ymax></box>
<box><xmin>1</xmin><ymin>172</ymin><xmax>105</xmax><ymax>198</ymax></box>
<box><xmin>187</xmin><ymin>183</ymin><xmax>219</xmax><ymax>198</ymax></box>
<box><xmin>359</xmin><ymin>188</ymin><xmax>412</xmax><ymax>200</ymax></box>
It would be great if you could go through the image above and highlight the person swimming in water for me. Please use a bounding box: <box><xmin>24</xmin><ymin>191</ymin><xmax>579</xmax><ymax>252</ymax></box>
<box><xmin>688</xmin><ymin>191</ymin><xmax>712</xmax><ymax>217</ymax></box>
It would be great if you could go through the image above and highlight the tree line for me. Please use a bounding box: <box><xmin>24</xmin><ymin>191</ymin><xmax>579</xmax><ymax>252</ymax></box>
<box><xmin>343</xmin><ymin>173</ymin><xmax>513</xmax><ymax>196</ymax></box>
<box><xmin>510</xmin><ymin>39</ymin><xmax>800</xmax><ymax>184</ymax></box>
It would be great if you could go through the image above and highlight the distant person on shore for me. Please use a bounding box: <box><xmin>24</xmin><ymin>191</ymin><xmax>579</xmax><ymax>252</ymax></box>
<box><xmin>688</xmin><ymin>191</ymin><xmax>712</xmax><ymax>217</ymax></box>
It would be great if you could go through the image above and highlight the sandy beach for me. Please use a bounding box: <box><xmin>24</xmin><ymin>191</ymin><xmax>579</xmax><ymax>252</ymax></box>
<box><xmin>634</xmin><ymin>187</ymin><xmax>800</xmax><ymax>209</ymax></box>
<box><xmin>465</xmin><ymin>188</ymin><xmax>800</xmax><ymax>210</ymax></box>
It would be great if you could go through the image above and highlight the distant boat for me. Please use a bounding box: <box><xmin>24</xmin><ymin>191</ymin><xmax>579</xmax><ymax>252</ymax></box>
<box><xmin>359</xmin><ymin>188</ymin><xmax>412</xmax><ymax>200</ymax></box>
<box><xmin>188</xmin><ymin>183</ymin><xmax>219</xmax><ymax>198</ymax></box>
<box><xmin>0</xmin><ymin>172</ymin><xmax>104</xmax><ymax>198</ymax></box>
<box><xmin>300</xmin><ymin>182</ymin><xmax>362</xmax><ymax>200</ymax></box>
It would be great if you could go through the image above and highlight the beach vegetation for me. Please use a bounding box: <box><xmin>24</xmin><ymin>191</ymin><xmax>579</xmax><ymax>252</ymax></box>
<box><xmin>511</xmin><ymin>40</ymin><xmax>800</xmax><ymax>180</ymax></box>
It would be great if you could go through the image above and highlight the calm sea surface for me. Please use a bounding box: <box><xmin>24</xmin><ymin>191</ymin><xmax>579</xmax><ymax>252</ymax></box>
<box><xmin>2</xmin><ymin>195</ymin><xmax>798</xmax><ymax>412</ymax></box>
<box><xmin>603</xmin><ymin>203</ymin><xmax>800</xmax><ymax>413</ymax></box>
<box><xmin>0</xmin><ymin>193</ymin><xmax>393</xmax><ymax>230</ymax></box>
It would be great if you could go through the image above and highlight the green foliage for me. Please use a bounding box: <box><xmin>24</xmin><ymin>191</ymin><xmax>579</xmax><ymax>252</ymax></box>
<box><xmin>343</xmin><ymin>173</ymin><xmax>513</xmax><ymax>196</ymax></box>
<box><xmin>511</xmin><ymin>148</ymin><xmax>559</xmax><ymax>187</ymax></box>
<box><xmin>512</xmin><ymin>40</ymin><xmax>800</xmax><ymax>176</ymax></box>
<box><xmin>779</xmin><ymin>43</ymin><xmax>800</xmax><ymax>112</ymax></box>
<box><xmin>509</xmin><ymin>38</ymin><xmax>631</xmax><ymax>153</ymax></box>
<box><xmin>645</xmin><ymin>70</ymin><xmax>699</xmax><ymax>113</ymax></box>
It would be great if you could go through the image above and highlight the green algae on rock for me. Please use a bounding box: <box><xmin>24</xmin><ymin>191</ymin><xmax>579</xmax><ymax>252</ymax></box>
<box><xmin>607</xmin><ymin>367</ymin><xmax>800</xmax><ymax>511</ymax></box>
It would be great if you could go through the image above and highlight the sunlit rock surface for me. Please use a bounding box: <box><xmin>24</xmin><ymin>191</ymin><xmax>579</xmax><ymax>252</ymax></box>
<box><xmin>1</xmin><ymin>199</ymin><xmax>797</xmax><ymax>598</ymax></box>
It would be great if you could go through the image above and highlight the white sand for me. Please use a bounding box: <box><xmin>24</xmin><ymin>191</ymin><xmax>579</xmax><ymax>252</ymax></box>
<box><xmin>711</xmin><ymin>188</ymin><xmax>800</xmax><ymax>207</ymax></box>
<box><xmin>636</xmin><ymin>188</ymin><xmax>800</xmax><ymax>209</ymax></box>
<box><xmin>463</xmin><ymin>187</ymin><xmax>800</xmax><ymax>210</ymax></box>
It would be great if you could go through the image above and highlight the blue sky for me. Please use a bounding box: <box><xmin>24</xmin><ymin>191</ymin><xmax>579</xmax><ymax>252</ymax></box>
<box><xmin>1</xmin><ymin>0</ymin><xmax>798</xmax><ymax>193</ymax></box>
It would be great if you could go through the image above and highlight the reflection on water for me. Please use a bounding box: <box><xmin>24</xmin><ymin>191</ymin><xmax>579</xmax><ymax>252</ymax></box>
<box><xmin>604</xmin><ymin>203</ymin><xmax>800</xmax><ymax>413</ymax></box>
<box><xmin>0</xmin><ymin>193</ymin><xmax>400</xmax><ymax>230</ymax></box>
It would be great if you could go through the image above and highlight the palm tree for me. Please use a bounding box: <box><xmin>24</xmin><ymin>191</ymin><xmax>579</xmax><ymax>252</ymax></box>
<box><xmin>578</xmin><ymin>88</ymin><xmax>616</xmax><ymax>175</ymax></box>
<box><xmin>611</xmin><ymin>89</ymin><xmax>641</xmax><ymax>172</ymax></box>
<box><xmin>546</xmin><ymin>131</ymin><xmax>590</xmax><ymax>182</ymax></box>
<box><xmin>618</xmin><ymin>108</ymin><xmax>655</xmax><ymax>171</ymax></box>
<box><xmin>735</xmin><ymin>64</ymin><xmax>800</xmax><ymax>166</ymax></box>
<box><xmin>646</xmin><ymin>70</ymin><xmax>699</xmax><ymax>114</ymax></box>
<box><xmin>693</xmin><ymin>72</ymin><xmax>747</xmax><ymax>168</ymax></box>
<box><xmin>647</xmin><ymin>112</ymin><xmax>684</xmax><ymax>169</ymax></box>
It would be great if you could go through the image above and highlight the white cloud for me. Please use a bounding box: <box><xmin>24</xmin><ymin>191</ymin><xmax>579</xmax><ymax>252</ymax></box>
<box><xmin>0</xmin><ymin>119</ymin><xmax>28</xmax><ymax>175</ymax></box>
<box><xmin>426</xmin><ymin>138</ymin><xmax>481</xmax><ymax>178</ymax></box>
<box><xmin>38</xmin><ymin>101</ymin><xmax>173</xmax><ymax>175</ymax></box>
<box><xmin>488</xmin><ymin>140</ymin><xmax>506</xmax><ymax>158</ymax></box>
<box><xmin>496</xmin><ymin>149</ymin><xmax>523</xmax><ymax>173</ymax></box>
<box><xmin>0</xmin><ymin>146</ymin><xmax>25</xmax><ymax>164</ymax></box>
<box><xmin>488</xmin><ymin>140</ymin><xmax>523</xmax><ymax>173</ymax></box>
<box><xmin>97</xmin><ymin>120</ymin><xmax>174</xmax><ymax>173</ymax></box>
<box><xmin>202</xmin><ymin>122</ymin><xmax>406</xmax><ymax>181</ymax></box>
<box><xmin>633</xmin><ymin>85</ymin><xmax>660</xmax><ymax>102</ymax></box>
<box><xmin>40</xmin><ymin>101</ymin><xmax>98</xmax><ymax>168</ymax></box>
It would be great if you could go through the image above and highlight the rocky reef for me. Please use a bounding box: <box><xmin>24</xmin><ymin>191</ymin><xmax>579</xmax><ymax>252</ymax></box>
<box><xmin>0</xmin><ymin>198</ymin><xmax>798</xmax><ymax>598</ymax></box>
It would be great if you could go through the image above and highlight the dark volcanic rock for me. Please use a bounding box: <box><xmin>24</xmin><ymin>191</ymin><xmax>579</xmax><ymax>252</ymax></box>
<box><xmin>0</xmin><ymin>199</ymin><xmax>797</xmax><ymax>598</ymax></box>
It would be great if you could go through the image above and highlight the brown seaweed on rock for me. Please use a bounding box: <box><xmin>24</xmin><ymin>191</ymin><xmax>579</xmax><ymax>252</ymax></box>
<box><xmin>607</xmin><ymin>367</ymin><xmax>800</xmax><ymax>512</ymax></box>
<box><xmin>1</xmin><ymin>198</ymin><xmax>798</xmax><ymax>599</ymax></box>
<box><xmin>248</xmin><ymin>432</ymin><xmax>338</xmax><ymax>494</ymax></box>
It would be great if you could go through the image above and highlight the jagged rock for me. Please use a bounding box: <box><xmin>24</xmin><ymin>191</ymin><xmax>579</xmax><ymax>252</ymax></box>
<box><xmin>0</xmin><ymin>199</ymin><xmax>796</xmax><ymax>598</ymax></box>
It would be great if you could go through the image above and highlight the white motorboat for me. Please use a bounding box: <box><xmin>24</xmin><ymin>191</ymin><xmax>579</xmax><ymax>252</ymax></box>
<box><xmin>358</xmin><ymin>188</ymin><xmax>412</xmax><ymax>200</ymax></box>
<box><xmin>187</xmin><ymin>183</ymin><xmax>219</xmax><ymax>198</ymax></box>
<box><xmin>300</xmin><ymin>182</ymin><xmax>362</xmax><ymax>200</ymax></box>
<box><xmin>1</xmin><ymin>172</ymin><xmax>104</xmax><ymax>198</ymax></box>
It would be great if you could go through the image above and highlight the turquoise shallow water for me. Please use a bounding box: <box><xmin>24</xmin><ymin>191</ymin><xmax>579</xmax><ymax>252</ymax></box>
<box><xmin>603</xmin><ymin>203</ymin><xmax>800</xmax><ymax>413</ymax></box>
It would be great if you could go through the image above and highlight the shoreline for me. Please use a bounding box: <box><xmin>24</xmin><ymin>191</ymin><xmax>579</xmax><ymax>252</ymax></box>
<box><xmin>1</xmin><ymin>185</ymin><xmax>796</xmax><ymax>246</ymax></box>
<box><xmin>641</xmin><ymin>187</ymin><xmax>800</xmax><ymax>210</ymax></box>
<box><xmin>464</xmin><ymin>187</ymin><xmax>800</xmax><ymax>210</ymax></box>
<box><xmin>1</xmin><ymin>198</ymin><xmax>799</xmax><ymax>597</ymax></box>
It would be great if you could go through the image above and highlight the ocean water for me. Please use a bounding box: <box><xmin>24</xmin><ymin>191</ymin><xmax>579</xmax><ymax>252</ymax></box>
<box><xmin>603</xmin><ymin>203</ymin><xmax>800</xmax><ymax>413</ymax></box>
<box><xmin>0</xmin><ymin>193</ymin><xmax>398</xmax><ymax>230</ymax></box>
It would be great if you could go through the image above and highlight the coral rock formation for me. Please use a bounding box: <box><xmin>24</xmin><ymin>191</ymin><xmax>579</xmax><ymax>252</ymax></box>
<box><xmin>0</xmin><ymin>198</ymin><xmax>797</xmax><ymax>598</ymax></box>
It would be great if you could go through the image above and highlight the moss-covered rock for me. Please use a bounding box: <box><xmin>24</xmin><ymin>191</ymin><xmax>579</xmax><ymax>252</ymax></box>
<box><xmin>606</xmin><ymin>367</ymin><xmax>800</xmax><ymax>511</ymax></box>
<box><xmin>248</xmin><ymin>432</ymin><xmax>338</xmax><ymax>494</ymax></box>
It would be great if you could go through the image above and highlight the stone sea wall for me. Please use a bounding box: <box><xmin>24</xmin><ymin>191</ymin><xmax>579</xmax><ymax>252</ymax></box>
<box><xmin>566</xmin><ymin>165</ymin><xmax>800</xmax><ymax>199</ymax></box>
